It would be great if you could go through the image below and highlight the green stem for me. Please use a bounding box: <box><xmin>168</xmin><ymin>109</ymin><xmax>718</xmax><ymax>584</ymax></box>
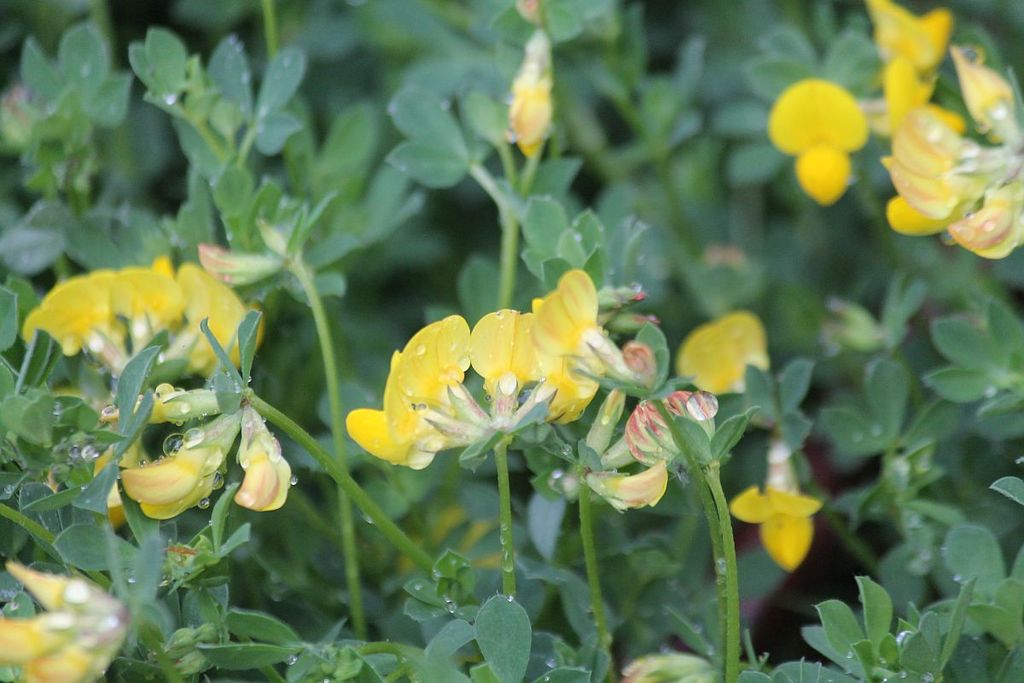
<box><xmin>494</xmin><ymin>439</ymin><xmax>517</xmax><ymax>596</ymax></box>
<box><xmin>654</xmin><ymin>403</ymin><xmax>735</xmax><ymax>680</ymax></box>
<box><xmin>579</xmin><ymin>485</ymin><xmax>613</xmax><ymax>679</ymax></box>
<box><xmin>498</xmin><ymin>141</ymin><xmax>519</xmax><ymax>190</ymax></box>
<box><xmin>261</xmin><ymin>0</ymin><xmax>280</xmax><ymax>57</ymax></box>
<box><xmin>291</xmin><ymin>261</ymin><xmax>366</xmax><ymax>639</ymax></box>
<box><xmin>519</xmin><ymin>143</ymin><xmax>544</xmax><ymax>196</ymax></box>
<box><xmin>706</xmin><ymin>464</ymin><xmax>741</xmax><ymax>683</ymax></box>
<box><xmin>248</xmin><ymin>393</ymin><xmax>434</xmax><ymax>572</ymax></box>
<box><xmin>470</xmin><ymin>164</ymin><xmax>521</xmax><ymax>310</ymax></box>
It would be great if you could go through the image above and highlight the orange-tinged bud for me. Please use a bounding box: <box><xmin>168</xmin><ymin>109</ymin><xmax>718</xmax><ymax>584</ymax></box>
<box><xmin>622</xmin><ymin>341</ymin><xmax>658</xmax><ymax>387</ymax></box>
<box><xmin>948</xmin><ymin>187</ymin><xmax>1023</xmax><ymax>259</ymax></box>
<box><xmin>625</xmin><ymin>392</ymin><xmax>689</xmax><ymax>465</ymax></box>
<box><xmin>235</xmin><ymin>406</ymin><xmax>291</xmax><ymax>511</ymax></box>
<box><xmin>586</xmin><ymin>462</ymin><xmax>668</xmax><ymax>512</ymax></box>
<box><xmin>198</xmin><ymin>243</ymin><xmax>283</xmax><ymax>286</ymax></box>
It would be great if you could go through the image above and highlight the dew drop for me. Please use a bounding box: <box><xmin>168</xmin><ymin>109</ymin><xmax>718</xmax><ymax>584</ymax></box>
<box><xmin>212</xmin><ymin>472</ymin><xmax>224</xmax><ymax>490</ymax></box>
<box><xmin>163</xmin><ymin>433</ymin><xmax>184</xmax><ymax>456</ymax></box>
<box><xmin>285</xmin><ymin>654</ymin><xmax>298</xmax><ymax>665</ymax></box>
<box><xmin>197</xmin><ymin>497</ymin><xmax>211</xmax><ymax>510</ymax></box>
<box><xmin>289</xmin><ymin>474</ymin><xmax>299</xmax><ymax>486</ymax></box>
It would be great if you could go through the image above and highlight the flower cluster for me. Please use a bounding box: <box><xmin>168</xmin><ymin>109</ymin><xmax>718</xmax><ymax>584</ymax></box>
<box><xmin>22</xmin><ymin>258</ymin><xmax>252</xmax><ymax>375</ymax></box>
<box><xmin>0</xmin><ymin>563</ymin><xmax>128</xmax><ymax>683</ymax></box>
<box><xmin>114</xmin><ymin>399</ymin><xmax>292</xmax><ymax>520</ymax></box>
<box><xmin>346</xmin><ymin>269</ymin><xmax>653</xmax><ymax>472</ymax></box>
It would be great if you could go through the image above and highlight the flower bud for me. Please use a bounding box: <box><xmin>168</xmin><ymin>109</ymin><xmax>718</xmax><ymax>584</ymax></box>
<box><xmin>605</xmin><ymin>313</ymin><xmax>660</xmax><ymax>336</ymax></box>
<box><xmin>622</xmin><ymin>653</ymin><xmax>715</xmax><ymax>683</ymax></box>
<box><xmin>586</xmin><ymin>462</ymin><xmax>668</xmax><ymax>512</ymax></box>
<box><xmin>823</xmin><ymin>298</ymin><xmax>885</xmax><ymax>353</ymax></box>
<box><xmin>584</xmin><ymin>390</ymin><xmax>625</xmax><ymax>454</ymax></box>
<box><xmin>948</xmin><ymin>186</ymin><xmax>1023</xmax><ymax>259</ymax></box>
<box><xmin>149</xmin><ymin>384</ymin><xmax>221</xmax><ymax>424</ymax></box>
<box><xmin>235</xmin><ymin>406</ymin><xmax>292</xmax><ymax>511</ymax></box>
<box><xmin>951</xmin><ymin>46</ymin><xmax>1017</xmax><ymax>140</ymax></box>
<box><xmin>597</xmin><ymin>283</ymin><xmax>646</xmax><ymax>311</ymax></box>
<box><xmin>515</xmin><ymin>0</ymin><xmax>542</xmax><ymax>24</ymax></box>
<box><xmin>625</xmin><ymin>396</ymin><xmax>684</xmax><ymax>465</ymax></box>
<box><xmin>256</xmin><ymin>219</ymin><xmax>290</xmax><ymax>257</ymax></box>
<box><xmin>684</xmin><ymin>390</ymin><xmax>718</xmax><ymax>422</ymax></box>
<box><xmin>508</xmin><ymin>31</ymin><xmax>553</xmax><ymax>157</ymax></box>
<box><xmin>198</xmin><ymin>243</ymin><xmax>283</xmax><ymax>286</ymax></box>
<box><xmin>0</xmin><ymin>84</ymin><xmax>34</xmax><ymax>150</ymax></box>
<box><xmin>622</xmin><ymin>341</ymin><xmax>658</xmax><ymax>388</ymax></box>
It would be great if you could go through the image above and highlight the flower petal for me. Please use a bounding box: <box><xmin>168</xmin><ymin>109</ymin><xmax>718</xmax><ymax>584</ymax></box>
<box><xmin>795</xmin><ymin>145</ymin><xmax>852</xmax><ymax>206</ymax></box>
<box><xmin>728</xmin><ymin>485</ymin><xmax>775</xmax><ymax>524</ymax></box>
<box><xmin>765</xmin><ymin>487</ymin><xmax>823</xmax><ymax>518</ymax></box>
<box><xmin>768</xmin><ymin>79</ymin><xmax>868</xmax><ymax>155</ymax></box>
<box><xmin>760</xmin><ymin>513</ymin><xmax>815</xmax><ymax>571</ymax></box>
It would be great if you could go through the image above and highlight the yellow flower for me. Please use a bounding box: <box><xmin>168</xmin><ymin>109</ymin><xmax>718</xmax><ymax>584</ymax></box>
<box><xmin>881</xmin><ymin>56</ymin><xmax>966</xmax><ymax>136</ymax></box>
<box><xmin>470</xmin><ymin>309</ymin><xmax>541</xmax><ymax>400</ymax></box>
<box><xmin>886</xmin><ymin>195</ymin><xmax>949</xmax><ymax>236</ymax></box>
<box><xmin>22</xmin><ymin>271</ymin><xmax>122</xmax><ymax>357</ymax></box>
<box><xmin>532</xmin><ymin>269</ymin><xmax>600</xmax><ymax>360</ymax></box>
<box><xmin>888</xmin><ymin>108</ymin><xmax>979</xmax><ymax>220</ymax></box>
<box><xmin>508</xmin><ymin>31</ymin><xmax>552</xmax><ymax>157</ymax></box>
<box><xmin>1</xmin><ymin>563</ymin><xmax>128</xmax><ymax>683</ymax></box>
<box><xmin>947</xmin><ymin>185</ymin><xmax>1024</xmax><ymax>259</ymax></box>
<box><xmin>865</xmin><ymin>0</ymin><xmax>953</xmax><ymax>74</ymax></box>
<box><xmin>675</xmin><ymin>311</ymin><xmax>769</xmax><ymax>394</ymax></box>
<box><xmin>120</xmin><ymin>414</ymin><xmax>240</xmax><ymax>519</ymax></box>
<box><xmin>586</xmin><ymin>462</ymin><xmax>668</xmax><ymax>512</ymax></box>
<box><xmin>768</xmin><ymin>79</ymin><xmax>869</xmax><ymax>206</ymax></box>
<box><xmin>172</xmin><ymin>263</ymin><xmax>252</xmax><ymax>376</ymax></box>
<box><xmin>729</xmin><ymin>485</ymin><xmax>822</xmax><ymax>571</ymax></box>
<box><xmin>110</xmin><ymin>261</ymin><xmax>185</xmax><ymax>344</ymax></box>
<box><xmin>234</xmin><ymin>406</ymin><xmax>292</xmax><ymax>511</ymax></box>
<box><xmin>950</xmin><ymin>46</ymin><xmax>1016</xmax><ymax>138</ymax></box>
<box><xmin>347</xmin><ymin>316</ymin><xmax>479</xmax><ymax>469</ymax></box>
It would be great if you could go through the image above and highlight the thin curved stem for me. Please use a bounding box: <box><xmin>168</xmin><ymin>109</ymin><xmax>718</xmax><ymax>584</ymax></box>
<box><xmin>248</xmin><ymin>393</ymin><xmax>434</xmax><ymax>572</ymax></box>
<box><xmin>706</xmin><ymin>464</ymin><xmax>741</xmax><ymax>683</ymax></box>
<box><xmin>579</xmin><ymin>485</ymin><xmax>614</xmax><ymax>680</ymax></box>
<box><xmin>290</xmin><ymin>261</ymin><xmax>366</xmax><ymax>639</ymax></box>
<box><xmin>261</xmin><ymin>0</ymin><xmax>279</xmax><ymax>57</ymax></box>
<box><xmin>494</xmin><ymin>439</ymin><xmax>517</xmax><ymax>596</ymax></box>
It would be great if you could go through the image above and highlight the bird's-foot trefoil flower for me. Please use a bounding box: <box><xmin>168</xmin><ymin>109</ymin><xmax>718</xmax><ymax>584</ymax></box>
<box><xmin>120</xmin><ymin>412</ymin><xmax>241</xmax><ymax>519</ymax></box>
<box><xmin>865</xmin><ymin>0</ymin><xmax>953</xmax><ymax>74</ymax></box>
<box><xmin>586</xmin><ymin>462</ymin><xmax>669</xmax><ymax>512</ymax></box>
<box><xmin>508</xmin><ymin>31</ymin><xmax>553</xmax><ymax>157</ymax></box>
<box><xmin>198</xmin><ymin>243</ymin><xmax>284</xmax><ymax>286</ymax></box>
<box><xmin>0</xmin><ymin>563</ymin><xmax>128</xmax><ymax>683</ymax></box>
<box><xmin>676</xmin><ymin>311</ymin><xmax>769</xmax><ymax>394</ymax></box>
<box><xmin>625</xmin><ymin>390</ymin><xmax>719</xmax><ymax>466</ymax></box>
<box><xmin>768</xmin><ymin>79</ymin><xmax>869</xmax><ymax>205</ymax></box>
<box><xmin>729</xmin><ymin>439</ymin><xmax>822</xmax><ymax>571</ymax></box>
<box><xmin>235</xmin><ymin>405</ymin><xmax>292</xmax><ymax>511</ymax></box>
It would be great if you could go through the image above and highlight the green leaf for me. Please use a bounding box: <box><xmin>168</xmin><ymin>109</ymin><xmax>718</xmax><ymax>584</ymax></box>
<box><xmin>726</xmin><ymin>142</ymin><xmax>786</xmax><ymax>186</ymax></box>
<box><xmin>744</xmin><ymin>56</ymin><xmax>814</xmax><ymax>100</ymax></box>
<box><xmin>115</xmin><ymin>346</ymin><xmax>161</xmax><ymax>427</ymax></box>
<box><xmin>226</xmin><ymin>609</ymin><xmax>301</xmax><ymax>645</ymax></box>
<box><xmin>856</xmin><ymin>576</ymin><xmax>892</xmax><ymax>649</ymax></box>
<box><xmin>942</xmin><ymin>524</ymin><xmax>1005</xmax><ymax>597</ymax></box>
<box><xmin>72</xmin><ymin>460</ymin><xmax>119</xmax><ymax>514</ymax></box>
<box><xmin>387</xmin><ymin>141</ymin><xmax>469</xmax><ymax>188</ymax></box>
<box><xmin>16</xmin><ymin>330</ymin><xmax>59</xmax><ymax>390</ymax></box>
<box><xmin>531</xmin><ymin>669</ymin><xmax>591</xmax><ymax>683</ymax></box>
<box><xmin>237</xmin><ymin>310</ymin><xmax>262</xmax><ymax>384</ymax></box>
<box><xmin>931</xmin><ymin>317</ymin><xmax>1000</xmax><ymax>371</ymax></box>
<box><xmin>940</xmin><ymin>577</ymin><xmax>975</xmax><ymax>669</ymax></box>
<box><xmin>254</xmin><ymin>111</ymin><xmax>302</xmax><ymax>155</ymax></box>
<box><xmin>21</xmin><ymin>38</ymin><xmax>63</xmax><ymax>101</ymax></box>
<box><xmin>426</xmin><ymin>619</ymin><xmax>475</xmax><ymax>659</ymax></box>
<box><xmin>58</xmin><ymin>23</ymin><xmax>109</xmax><ymax>95</ymax></box>
<box><xmin>711</xmin><ymin>410</ymin><xmax>753</xmax><ymax>460</ymax></box>
<box><xmin>257</xmin><ymin>48</ymin><xmax>306</xmax><ymax>113</ymax></box>
<box><xmin>821</xmin><ymin>30</ymin><xmax>879</xmax><ymax>92</ymax></box>
<box><xmin>864</xmin><ymin>358</ymin><xmax>908</xmax><ymax>441</ymax></box>
<box><xmin>992</xmin><ymin>477</ymin><xmax>1024</xmax><ymax>506</ymax></box>
<box><xmin>1</xmin><ymin>390</ymin><xmax>55</xmax><ymax>445</ymax></box>
<box><xmin>523</xmin><ymin>198</ymin><xmax>569</xmax><ymax>259</ymax></box>
<box><xmin>475</xmin><ymin>595</ymin><xmax>532</xmax><ymax>683</ymax></box>
<box><xmin>0</xmin><ymin>287</ymin><xmax>18</xmax><ymax>353</ymax></box>
<box><xmin>527</xmin><ymin>493</ymin><xmax>565</xmax><ymax>562</ymax></box>
<box><xmin>209</xmin><ymin>35</ymin><xmax>253</xmax><ymax>117</ymax></box>
<box><xmin>388</xmin><ymin>86</ymin><xmax>467</xmax><ymax>159</ymax></box>
<box><xmin>815</xmin><ymin>599</ymin><xmax>865</xmax><ymax>667</ymax></box>
<box><xmin>198</xmin><ymin>643</ymin><xmax>301</xmax><ymax>669</ymax></box>
<box><xmin>924</xmin><ymin>367</ymin><xmax>991</xmax><ymax>403</ymax></box>
<box><xmin>54</xmin><ymin>524</ymin><xmax>136</xmax><ymax>571</ymax></box>
<box><xmin>199</xmin><ymin>318</ymin><xmax>242</xmax><ymax>386</ymax></box>
<box><xmin>636</xmin><ymin>322</ymin><xmax>669</xmax><ymax>388</ymax></box>
<box><xmin>463</xmin><ymin>91</ymin><xmax>507</xmax><ymax>146</ymax></box>
<box><xmin>779</xmin><ymin>358</ymin><xmax>814</xmax><ymax>413</ymax></box>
